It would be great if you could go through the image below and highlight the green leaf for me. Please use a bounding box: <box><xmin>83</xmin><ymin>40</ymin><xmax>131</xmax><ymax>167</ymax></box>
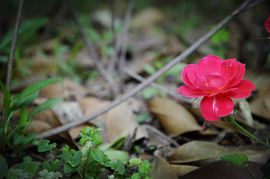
<box><xmin>58</xmin><ymin>151</ymin><xmax>82</xmax><ymax>167</ymax></box>
<box><xmin>90</xmin><ymin>149</ymin><xmax>107</xmax><ymax>164</ymax></box>
<box><xmin>13</xmin><ymin>161</ymin><xmax>40</xmax><ymax>177</ymax></box>
<box><xmin>63</xmin><ymin>163</ymin><xmax>81</xmax><ymax>173</ymax></box>
<box><xmin>211</xmin><ymin>28</ymin><xmax>230</xmax><ymax>44</ymax></box>
<box><xmin>104</xmin><ymin>149</ymin><xmax>129</xmax><ymax>164</ymax></box>
<box><xmin>129</xmin><ymin>158</ymin><xmax>142</xmax><ymax>166</ymax></box>
<box><xmin>110</xmin><ymin>160</ymin><xmax>125</xmax><ymax>175</ymax></box>
<box><xmin>141</xmin><ymin>87</ymin><xmax>158</xmax><ymax>99</ymax></box>
<box><xmin>38</xmin><ymin>169</ymin><xmax>62</xmax><ymax>179</ymax></box>
<box><xmin>143</xmin><ymin>64</ymin><xmax>156</xmax><ymax>75</ymax></box>
<box><xmin>18</xmin><ymin>107</ymin><xmax>28</xmax><ymax>128</ymax></box>
<box><xmin>166</xmin><ymin>63</ymin><xmax>186</xmax><ymax>77</ymax></box>
<box><xmin>12</xmin><ymin>91</ymin><xmax>39</xmax><ymax>110</ymax></box>
<box><xmin>0</xmin><ymin>80</ymin><xmax>11</xmax><ymax>117</ymax></box>
<box><xmin>34</xmin><ymin>140</ymin><xmax>57</xmax><ymax>152</ymax></box>
<box><xmin>0</xmin><ymin>154</ymin><xmax>8</xmax><ymax>178</ymax></box>
<box><xmin>12</xmin><ymin>78</ymin><xmax>61</xmax><ymax>110</ymax></box>
<box><xmin>221</xmin><ymin>154</ymin><xmax>248</xmax><ymax>167</ymax></box>
<box><xmin>29</xmin><ymin>98</ymin><xmax>63</xmax><ymax>118</ymax></box>
<box><xmin>0</xmin><ymin>18</ymin><xmax>49</xmax><ymax>51</ymax></box>
<box><xmin>135</xmin><ymin>113</ymin><xmax>149</xmax><ymax>124</ymax></box>
<box><xmin>42</xmin><ymin>160</ymin><xmax>60</xmax><ymax>172</ymax></box>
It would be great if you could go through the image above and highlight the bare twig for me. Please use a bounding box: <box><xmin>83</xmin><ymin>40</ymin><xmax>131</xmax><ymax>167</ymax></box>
<box><xmin>1</xmin><ymin>0</ymin><xmax>24</xmax><ymax>124</ymax></box>
<box><xmin>107</xmin><ymin>0</ymin><xmax>135</xmax><ymax>80</ymax></box>
<box><xmin>36</xmin><ymin>0</ymin><xmax>259</xmax><ymax>139</ymax></box>
<box><xmin>65</xmin><ymin>0</ymin><xmax>119</xmax><ymax>95</ymax></box>
<box><xmin>109</xmin><ymin>0</ymin><xmax>116</xmax><ymax>37</ymax></box>
<box><xmin>124</xmin><ymin>68</ymin><xmax>192</xmax><ymax>103</ymax></box>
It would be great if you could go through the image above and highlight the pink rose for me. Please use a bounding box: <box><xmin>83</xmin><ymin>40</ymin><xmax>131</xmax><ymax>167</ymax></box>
<box><xmin>177</xmin><ymin>55</ymin><xmax>255</xmax><ymax>121</ymax></box>
<box><xmin>264</xmin><ymin>14</ymin><xmax>270</xmax><ymax>33</ymax></box>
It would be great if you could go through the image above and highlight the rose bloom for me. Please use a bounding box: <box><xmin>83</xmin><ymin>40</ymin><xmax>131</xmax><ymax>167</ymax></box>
<box><xmin>177</xmin><ymin>55</ymin><xmax>255</xmax><ymax>121</ymax></box>
<box><xmin>264</xmin><ymin>14</ymin><xmax>270</xmax><ymax>33</ymax></box>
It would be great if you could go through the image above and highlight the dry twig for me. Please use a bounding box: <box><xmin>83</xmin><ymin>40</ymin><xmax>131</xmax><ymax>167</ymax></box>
<box><xmin>36</xmin><ymin>0</ymin><xmax>260</xmax><ymax>139</ymax></box>
<box><xmin>66</xmin><ymin>0</ymin><xmax>119</xmax><ymax>95</ymax></box>
<box><xmin>107</xmin><ymin>0</ymin><xmax>135</xmax><ymax>93</ymax></box>
<box><xmin>1</xmin><ymin>0</ymin><xmax>24</xmax><ymax>124</ymax></box>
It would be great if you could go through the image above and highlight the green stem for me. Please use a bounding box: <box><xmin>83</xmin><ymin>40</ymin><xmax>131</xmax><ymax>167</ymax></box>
<box><xmin>225</xmin><ymin>116</ymin><xmax>270</xmax><ymax>149</ymax></box>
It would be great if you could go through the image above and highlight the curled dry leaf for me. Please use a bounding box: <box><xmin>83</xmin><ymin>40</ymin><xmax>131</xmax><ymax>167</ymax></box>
<box><xmin>148</xmin><ymin>98</ymin><xmax>202</xmax><ymax>135</ymax></box>
<box><xmin>170</xmin><ymin>164</ymin><xmax>198</xmax><ymax>177</ymax></box>
<box><xmin>250</xmin><ymin>86</ymin><xmax>270</xmax><ymax>120</ymax></box>
<box><xmin>168</xmin><ymin>141</ymin><xmax>270</xmax><ymax>165</ymax></box>
<box><xmin>150</xmin><ymin>156</ymin><xmax>178</xmax><ymax>179</ymax></box>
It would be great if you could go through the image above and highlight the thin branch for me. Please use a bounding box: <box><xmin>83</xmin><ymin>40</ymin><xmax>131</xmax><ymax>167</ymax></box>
<box><xmin>109</xmin><ymin>0</ymin><xmax>116</xmax><ymax>38</ymax></box>
<box><xmin>36</xmin><ymin>0</ymin><xmax>259</xmax><ymax>139</ymax></box>
<box><xmin>124</xmin><ymin>68</ymin><xmax>192</xmax><ymax>104</ymax></box>
<box><xmin>1</xmin><ymin>0</ymin><xmax>24</xmax><ymax>123</ymax></box>
<box><xmin>65</xmin><ymin>0</ymin><xmax>119</xmax><ymax>95</ymax></box>
<box><xmin>107</xmin><ymin>0</ymin><xmax>135</xmax><ymax>79</ymax></box>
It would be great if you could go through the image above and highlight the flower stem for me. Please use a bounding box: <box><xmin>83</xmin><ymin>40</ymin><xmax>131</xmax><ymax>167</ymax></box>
<box><xmin>223</xmin><ymin>116</ymin><xmax>270</xmax><ymax>149</ymax></box>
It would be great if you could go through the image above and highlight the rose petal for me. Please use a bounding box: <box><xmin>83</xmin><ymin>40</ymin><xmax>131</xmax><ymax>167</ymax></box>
<box><xmin>224</xmin><ymin>80</ymin><xmax>255</xmax><ymax>99</ymax></box>
<box><xmin>182</xmin><ymin>64</ymin><xmax>198</xmax><ymax>87</ymax></box>
<box><xmin>221</xmin><ymin>59</ymin><xmax>245</xmax><ymax>87</ymax></box>
<box><xmin>264</xmin><ymin>14</ymin><xmax>270</xmax><ymax>33</ymax></box>
<box><xmin>196</xmin><ymin>74</ymin><xmax>225</xmax><ymax>90</ymax></box>
<box><xmin>201</xmin><ymin>95</ymin><xmax>234</xmax><ymax>121</ymax></box>
<box><xmin>177</xmin><ymin>85</ymin><xmax>206</xmax><ymax>98</ymax></box>
<box><xmin>196</xmin><ymin>55</ymin><xmax>223</xmax><ymax>76</ymax></box>
<box><xmin>200</xmin><ymin>96</ymin><xmax>219</xmax><ymax>121</ymax></box>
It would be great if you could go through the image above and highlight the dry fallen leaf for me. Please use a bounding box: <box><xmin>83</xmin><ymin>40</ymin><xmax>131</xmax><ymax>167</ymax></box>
<box><xmin>170</xmin><ymin>164</ymin><xmax>198</xmax><ymax>177</ymax></box>
<box><xmin>131</xmin><ymin>8</ymin><xmax>165</xmax><ymax>29</ymax></box>
<box><xmin>150</xmin><ymin>156</ymin><xmax>178</xmax><ymax>179</ymax></box>
<box><xmin>181</xmin><ymin>160</ymin><xmax>262</xmax><ymax>179</ymax></box>
<box><xmin>149</xmin><ymin>97</ymin><xmax>202</xmax><ymax>135</ymax></box>
<box><xmin>40</xmin><ymin>79</ymin><xmax>88</xmax><ymax>100</ymax></box>
<box><xmin>250</xmin><ymin>86</ymin><xmax>270</xmax><ymax>120</ymax></box>
<box><xmin>78</xmin><ymin>96</ymin><xmax>110</xmax><ymax>126</ymax></box>
<box><xmin>105</xmin><ymin>101</ymin><xmax>148</xmax><ymax>143</ymax></box>
<box><xmin>168</xmin><ymin>141</ymin><xmax>270</xmax><ymax>165</ymax></box>
<box><xmin>52</xmin><ymin>102</ymin><xmax>85</xmax><ymax>141</ymax></box>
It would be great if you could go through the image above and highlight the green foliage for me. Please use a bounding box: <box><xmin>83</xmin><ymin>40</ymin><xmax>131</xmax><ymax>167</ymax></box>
<box><xmin>29</xmin><ymin>98</ymin><xmax>63</xmax><ymax>119</ymax></box>
<box><xmin>211</xmin><ymin>28</ymin><xmax>230</xmax><ymax>44</ymax></box>
<box><xmin>0</xmin><ymin>154</ymin><xmax>8</xmax><ymax>178</ymax></box>
<box><xmin>129</xmin><ymin>158</ymin><xmax>152</xmax><ymax>179</ymax></box>
<box><xmin>33</xmin><ymin>140</ymin><xmax>57</xmax><ymax>153</ymax></box>
<box><xmin>0</xmin><ymin>78</ymin><xmax>62</xmax><ymax>157</ymax></box>
<box><xmin>42</xmin><ymin>160</ymin><xmax>60</xmax><ymax>172</ymax></box>
<box><xmin>38</xmin><ymin>169</ymin><xmax>62</xmax><ymax>179</ymax></box>
<box><xmin>210</xmin><ymin>28</ymin><xmax>230</xmax><ymax>58</ymax></box>
<box><xmin>221</xmin><ymin>154</ymin><xmax>248</xmax><ymax>167</ymax></box>
<box><xmin>142</xmin><ymin>59</ymin><xmax>186</xmax><ymax>99</ymax></box>
<box><xmin>79</xmin><ymin>127</ymin><xmax>103</xmax><ymax>147</ymax></box>
<box><xmin>0</xmin><ymin>18</ymin><xmax>49</xmax><ymax>52</ymax></box>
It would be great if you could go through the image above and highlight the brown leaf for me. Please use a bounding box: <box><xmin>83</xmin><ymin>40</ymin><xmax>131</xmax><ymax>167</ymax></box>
<box><xmin>181</xmin><ymin>161</ymin><xmax>262</xmax><ymax>179</ymax></box>
<box><xmin>170</xmin><ymin>164</ymin><xmax>198</xmax><ymax>177</ymax></box>
<box><xmin>51</xmin><ymin>102</ymin><xmax>85</xmax><ymax>141</ymax></box>
<box><xmin>40</xmin><ymin>79</ymin><xmax>87</xmax><ymax>100</ymax></box>
<box><xmin>250</xmin><ymin>86</ymin><xmax>270</xmax><ymax>120</ymax></box>
<box><xmin>105</xmin><ymin>101</ymin><xmax>148</xmax><ymax>143</ymax></box>
<box><xmin>148</xmin><ymin>98</ymin><xmax>202</xmax><ymax>135</ymax></box>
<box><xmin>150</xmin><ymin>156</ymin><xmax>178</xmax><ymax>179</ymax></box>
<box><xmin>168</xmin><ymin>141</ymin><xmax>270</xmax><ymax>165</ymax></box>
